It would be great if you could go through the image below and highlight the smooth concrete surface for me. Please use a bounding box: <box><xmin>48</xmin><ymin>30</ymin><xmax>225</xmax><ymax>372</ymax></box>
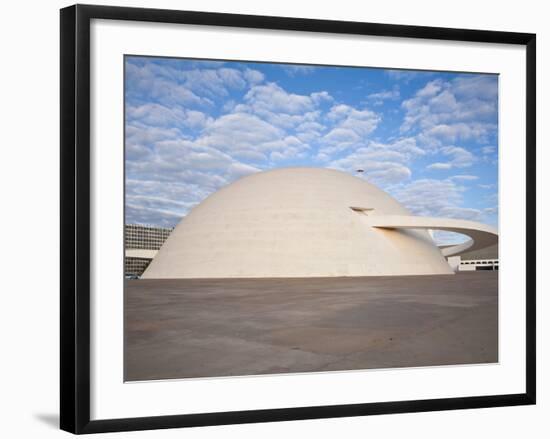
<box><xmin>143</xmin><ymin>168</ymin><xmax>497</xmax><ymax>279</ymax></box>
<box><xmin>142</xmin><ymin>168</ymin><xmax>453</xmax><ymax>279</ymax></box>
<box><xmin>143</xmin><ymin>168</ymin><xmax>458</xmax><ymax>279</ymax></box>
<box><xmin>125</xmin><ymin>272</ymin><xmax>498</xmax><ymax>381</ymax></box>
<box><xmin>369</xmin><ymin>215</ymin><xmax>498</xmax><ymax>257</ymax></box>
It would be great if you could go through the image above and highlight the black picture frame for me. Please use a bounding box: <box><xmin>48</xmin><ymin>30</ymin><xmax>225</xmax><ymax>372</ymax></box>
<box><xmin>60</xmin><ymin>4</ymin><xmax>536</xmax><ymax>434</ymax></box>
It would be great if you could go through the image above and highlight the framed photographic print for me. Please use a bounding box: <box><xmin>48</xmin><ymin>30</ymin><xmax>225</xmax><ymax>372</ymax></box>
<box><xmin>60</xmin><ymin>4</ymin><xmax>536</xmax><ymax>434</ymax></box>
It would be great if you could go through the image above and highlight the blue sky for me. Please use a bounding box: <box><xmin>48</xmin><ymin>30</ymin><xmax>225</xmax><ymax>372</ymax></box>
<box><xmin>125</xmin><ymin>56</ymin><xmax>498</xmax><ymax>244</ymax></box>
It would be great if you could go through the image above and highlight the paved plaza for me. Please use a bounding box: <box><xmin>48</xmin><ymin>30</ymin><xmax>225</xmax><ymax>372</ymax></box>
<box><xmin>125</xmin><ymin>272</ymin><xmax>498</xmax><ymax>381</ymax></box>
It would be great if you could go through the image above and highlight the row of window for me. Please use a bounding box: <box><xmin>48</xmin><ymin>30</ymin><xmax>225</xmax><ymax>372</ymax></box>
<box><xmin>125</xmin><ymin>257</ymin><xmax>152</xmax><ymax>276</ymax></box>
<box><xmin>125</xmin><ymin>224</ymin><xmax>173</xmax><ymax>250</ymax></box>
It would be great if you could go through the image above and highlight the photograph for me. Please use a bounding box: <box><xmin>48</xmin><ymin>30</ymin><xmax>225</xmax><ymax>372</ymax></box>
<box><xmin>123</xmin><ymin>56</ymin><xmax>499</xmax><ymax>382</ymax></box>
<box><xmin>54</xmin><ymin>2</ymin><xmax>538</xmax><ymax>434</ymax></box>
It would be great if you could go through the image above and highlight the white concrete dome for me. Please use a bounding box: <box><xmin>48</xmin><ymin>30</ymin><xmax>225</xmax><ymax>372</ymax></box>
<box><xmin>142</xmin><ymin>167</ymin><xmax>467</xmax><ymax>278</ymax></box>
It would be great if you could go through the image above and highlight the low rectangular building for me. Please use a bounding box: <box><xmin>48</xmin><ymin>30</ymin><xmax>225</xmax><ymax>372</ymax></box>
<box><xmin>125</xmin><ymin>224</ymin><xmax>173</xmax><ymax>276</ymax></box>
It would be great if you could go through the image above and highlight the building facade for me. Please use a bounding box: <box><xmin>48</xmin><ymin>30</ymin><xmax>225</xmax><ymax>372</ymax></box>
<box><xmin>125</xmin><ymin>224</ymin><xmax>173</xmax><ymax>276</ymax></box>
<box><xmin>446</xmin><ymin>244</ymin><xmax>499</xmax><ymax>271</ymax></box>
<box><xmin>457</xmin><ymin>244</ymin><xmax>499</xmax><ymax>271</ymax></box>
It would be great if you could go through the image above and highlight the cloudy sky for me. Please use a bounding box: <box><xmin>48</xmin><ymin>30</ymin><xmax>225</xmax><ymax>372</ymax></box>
<box><xmin>125</xmin><ymin>56</ymin><xmax>498</xmax><ymax>244</ymax></box>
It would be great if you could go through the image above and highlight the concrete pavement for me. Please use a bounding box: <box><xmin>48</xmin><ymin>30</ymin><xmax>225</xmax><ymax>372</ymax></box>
<box><xmin>125</xmin><ymin>272</ymin><xmax>498</xmax><ymax>381</ymax></box>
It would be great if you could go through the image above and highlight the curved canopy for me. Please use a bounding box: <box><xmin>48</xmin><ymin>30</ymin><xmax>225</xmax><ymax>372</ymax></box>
<box><xmin>368</xmin><ymin>215</ymin><xmax>498</xmax><ymax>257</ymax></box>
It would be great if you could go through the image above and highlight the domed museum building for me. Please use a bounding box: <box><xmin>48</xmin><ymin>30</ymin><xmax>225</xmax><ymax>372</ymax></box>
<box><xmin>143</xmin><ymin>167</ymin><xmax>497</xmax><ymax>279</ymax></box>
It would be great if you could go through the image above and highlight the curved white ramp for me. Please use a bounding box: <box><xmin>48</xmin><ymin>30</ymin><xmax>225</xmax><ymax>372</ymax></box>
<box><xmin>368</xmin><ymin>215</ymin><xmax>498</xmax><ymax>257</ymax></box>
